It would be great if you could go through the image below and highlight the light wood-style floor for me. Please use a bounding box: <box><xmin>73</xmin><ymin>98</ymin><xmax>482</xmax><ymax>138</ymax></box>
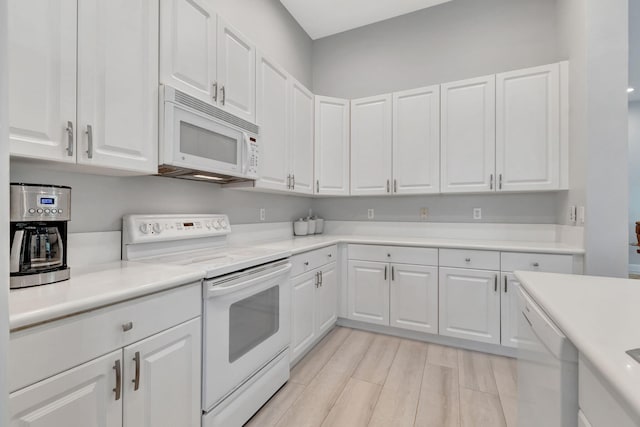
<box><xmin>245</xmin><ymin>327</ymin><xmax>517</xmax><ymax>427</ymax></box>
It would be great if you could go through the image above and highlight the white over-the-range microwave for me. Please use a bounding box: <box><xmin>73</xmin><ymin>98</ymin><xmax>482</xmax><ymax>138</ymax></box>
<box><xmin>159</xmin><ymin>85</ymin><xmax>259</xmax><ymax>183</ymax></box>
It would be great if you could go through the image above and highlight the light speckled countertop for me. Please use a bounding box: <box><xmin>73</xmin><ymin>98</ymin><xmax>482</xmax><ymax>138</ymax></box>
<box><xmin>516</xmin><ymin>271</ymin><xmax>640</xmax><ymax>423</ymax></box>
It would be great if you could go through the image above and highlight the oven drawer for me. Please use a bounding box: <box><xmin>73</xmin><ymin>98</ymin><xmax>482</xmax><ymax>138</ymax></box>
<box><xmin>290</xmin><ymin>245</ymin><xmax>337</xmax><ymax>277</ymax></box>
<box><xmin>439</xmin><ymin>248</ymin><xmax>500</xmax><ymax>270</ymax></box>
<box><xmin>501</xmin><ymin>252</ymin><xmax>573</xmax><ymax>273</ymax></box>
<box><xmin>9</xmin><ymin>282</ymin><xmax>201</xmax><ymax>392</ymax></box>
<box><xmin>348</xmin><ymin>244</ymin><xmax>438</xmax><ymax>266</ymax></box>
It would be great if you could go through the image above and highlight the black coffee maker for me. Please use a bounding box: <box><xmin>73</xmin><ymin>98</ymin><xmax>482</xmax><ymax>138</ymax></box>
<box><xmin>10</xmin><ymin>183</ymin><xmax>71</xmax><ymax>288</ymax></box>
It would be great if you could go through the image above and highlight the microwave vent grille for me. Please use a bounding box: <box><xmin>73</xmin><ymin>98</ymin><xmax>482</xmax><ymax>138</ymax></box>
<box><xmin>174</xmin><ymin>90</ymin><xmax>259</xmax><ymax>134</ymax></box>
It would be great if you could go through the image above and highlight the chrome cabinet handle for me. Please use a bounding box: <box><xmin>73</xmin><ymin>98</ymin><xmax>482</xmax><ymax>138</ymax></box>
<box><xmin>394</xmin><ymin>179</ymin><xmax>397</xmax><ymax>193</ymax></box>
<box><xmin>328</xmin><ymin>253</ymin><xmax>332</xmax><ymax>258</ymax></box>
<box><xmin>499</xmin><ymin>174</ymin><xmax>503</xmax><ymax>190</ymax></box>
<box><xmin>465</xmin><ymin>258</ymin><xmax>471</xmax><ymax>262</ymax></box>
<box><xmin>532</xmin><ymin>262</ymin><xmax>540</xmax><ymax>267</ymax></box>
<box><xmin>494</xmin><ymin>275</ymin><xmax>498</xmax><ymax>292</ymax></box>
<box><xmin>315</xmin><ymin>272</ymin><xmax>319</xmax><ymax>288</ymax></box>
<box><xmin>212</xmin><ymin>82</ymin><xmax>218</xmax><ymax>102</ymax></box>
<box><xmin>113</xmin><ymin>360</ymin><xmax>122</xmax><ymax>401</ymax></box>
<box><xmin>292</xmin><ymin>175</ymin><xmax>295</xmax><ymax>190</ymax></box>
<box><xmin>386</xmin><ymin>179</ymin><xmax>390</xmax><ymax>193</ymax></box>
<box><xmin>504</xmin><ymin>275</ymin><xmax>508</xmax><ymax>293</ymax></box>
<box><xmin>316</xmin><ymin>180</ymin><xmax>319</xmax><ymax>193</ymax></box>
<box><xmin>320</xmin><ymin>271</ymin><xmax>323</xmax><ymax>286</ymax></box>
<box><xmin>387</xmin><ymin>253</ymin><xmax>391</xmax><ymax>258</ymax></box>
<box><xmin>122</xmin><ymin>322</ymin><xmax>133</xmax><ymax>332</ymax></box>
<box><xmin>391</xmin><ymin>266</ymin><xmax>395</xmax><ymax>281</ymax></box>
<box><xmin>304</xmin><ymin>261</ymin><xmax>309</xmax><ymax>266</ymax></box>
<box><xmin>287</xmin><ymin>174</ymin><xmax>291</xmax><ymax>189</ymax></box>
<box><xmin>132</xmin><ymin>351</ymin><xmax>141</xmax><ymax>391</ymax></box>
<box><xmin>490</xmin><ymin>174</ymin><xmax>494</xmax><ymax>190</ymax></box>
<box><xmin>65</xmin><ymin>121</ymin><xmax>74</xmax><ymax>156</ymax></box>
<box><xmin>221</xmin><ymin>86</ymin><xmax>226</xmax><ymax>105</ymax></box>
<box><xmin>86</xmin><ymin>125</ymin><xmax>93</xmax><ymax>159</ymax></box>
<box><xmin>384</xmin><ymin>265</ymin><xmax>387</xmax><ymax>280</ymax></box>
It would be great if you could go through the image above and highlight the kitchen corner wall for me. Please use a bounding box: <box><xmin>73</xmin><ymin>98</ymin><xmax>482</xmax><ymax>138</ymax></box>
<box><xmin>629</xmin><ymin>101</ymin><xmax>640</xmax><ymax>268</ymax></box>
<box><xmin>9</xmin><ymin>0</ymin><xmax>314</xmax><ymax>234</ymax></box>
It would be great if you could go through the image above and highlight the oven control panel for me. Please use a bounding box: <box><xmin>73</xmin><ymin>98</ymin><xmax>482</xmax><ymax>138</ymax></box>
<box><xmin>123</xmin><ymin>214</ymin><xmax>231</xmax><ymax>244</ymax></box>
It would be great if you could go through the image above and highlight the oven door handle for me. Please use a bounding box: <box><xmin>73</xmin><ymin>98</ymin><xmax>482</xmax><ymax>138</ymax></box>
<box><xmin>206</xmin><ymin>263</ymin><xmax>292</xmax><ymax>298</ymax></box>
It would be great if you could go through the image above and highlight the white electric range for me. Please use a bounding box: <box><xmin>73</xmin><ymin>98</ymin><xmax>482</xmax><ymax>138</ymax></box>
<box><xmin>122</xmin><ymin>214</ymin><xmax>293</xmax><ymax>427</ymax></box>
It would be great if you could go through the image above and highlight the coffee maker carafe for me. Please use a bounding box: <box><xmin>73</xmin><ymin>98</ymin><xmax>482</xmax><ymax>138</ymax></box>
<box><xmin>10</xmin><ymin>183</ymin><xmax>71</xmax><ymax>288</ymax></box>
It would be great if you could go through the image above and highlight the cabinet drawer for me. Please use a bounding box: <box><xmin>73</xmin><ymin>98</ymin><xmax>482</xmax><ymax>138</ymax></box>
<box><xmin>501</xmin><ymin>252</ymin><xmax>573</xmax><ymax>273</ymax></box>
<box><xmin>348</xmin><ymin>244</ymin><xmax>438</xmax><ymax>266</ymax></box>
<box><xmin>439</xmin><ymin>249</ymin><xmax>500</xmax><ymax>270</ymax></box>
<box><xmin>9</xmin><ymin>282</ymin><xmax>201</xmax><ymax>392</ymax></box>
<box><xmin>291</xmin><ymin>245</ymin><xmax>337</xmax><ymax>277</ymax></box>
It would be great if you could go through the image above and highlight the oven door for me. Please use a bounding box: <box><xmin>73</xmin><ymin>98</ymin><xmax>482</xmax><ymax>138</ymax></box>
<box><xmin>203</xmin><ymin>260</ymin><xmax>291</xmax><ymax>411</ymax></box>
<box><xmin>163</xmin><ymin>101</ymin><xmax>248</xmax><ymax>177</ymax></box>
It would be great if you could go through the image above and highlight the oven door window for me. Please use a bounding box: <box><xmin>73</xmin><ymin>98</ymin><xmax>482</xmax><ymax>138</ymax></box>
<box><xmin>180</xmin><ymin>121</ymin><xmax>238</xmax><ymax>164</ymax></box>
<box><xmin>228</xmin><ymin>286</ymin><xmax>280</xmax><ymax>363</ymax></box>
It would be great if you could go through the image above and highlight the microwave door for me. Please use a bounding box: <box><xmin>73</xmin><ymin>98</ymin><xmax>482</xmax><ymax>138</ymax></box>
<box><xmin>171</xmin><ymin>106</ymin><xmax>243</xmax><ymax>174</ymax></box>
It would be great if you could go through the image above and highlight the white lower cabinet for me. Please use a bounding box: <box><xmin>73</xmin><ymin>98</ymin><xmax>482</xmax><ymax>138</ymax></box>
<box><xmin>389</xmin><ymin>264</ymin><xmax>438</xmax><ymax>334</ymax></box>
<box><xmin>500</xmin><ymin>273</ymin><xmax>525</xmax><ymax>349</ymax></box>
<box><xmin>9</xmin><ymin>350</ymin><xmax>122</xmax><ymax>427</ymax></box>
<box><xmin>439</xmin><ymin>267</ymin><xmax>501</xmax><ymax>344</ymax></box>
<box><xmin>347</xmin><ymin>260</ymin><xmax>390</xmax><ymax>326</ymax></box>
<box><xmin>290</xmin><ymin>247</ymin><xmax>339</xmax><ymax>362</ymax></box>
<box><xmin>122</xmin><ymin>318</ymin><xmax>201</xmax><ymax>427</ymax></box>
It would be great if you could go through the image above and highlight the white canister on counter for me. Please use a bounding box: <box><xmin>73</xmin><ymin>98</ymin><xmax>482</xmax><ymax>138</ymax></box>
<box><xmin>294</xmin><ymin>218</ymin><xmax>308</xmax><ymax>236</ymax></box>
<box><xmin>314</xmin><ymin>217</ymin><xmax>324</xmax><ymax>234</ymax></box>
<box><xmin>306</xmin><ymin>216</ymin><xmax>316</xmax><ymax>234</ymax></box>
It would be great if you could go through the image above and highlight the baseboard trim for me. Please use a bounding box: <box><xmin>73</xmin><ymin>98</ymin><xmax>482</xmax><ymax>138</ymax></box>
<box><xmin>629</xmin><ymin>264</ymin><xmax>640</xmax><ymax>275</ymax></box>
<box><xmin>336</xmin><ymin>318</ymin><xmax>517</xmax><ymax>358</ymax></box>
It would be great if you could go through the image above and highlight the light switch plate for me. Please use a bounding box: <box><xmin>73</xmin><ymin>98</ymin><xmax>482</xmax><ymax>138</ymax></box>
<box><xmin>420</xmin><ymin>208</ymin><xmax>428</xmax><ymax>220</ymax></box>
<box><xmin>259</xmin><ymin>208</ymin><xmax>265</xmax><ymax>221</ymax></box>
<box><xmin>473</xmin><ymin>208</ymin><xmax>482</xmax><ymax>220</ymax></box>
<box><xmin>367</xmin><ymin>209</ymin><xmax>374</xmax><ymax>220</ymax></box>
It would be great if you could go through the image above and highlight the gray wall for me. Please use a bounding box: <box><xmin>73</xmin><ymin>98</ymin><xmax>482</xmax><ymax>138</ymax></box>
<box><xmin>312</xmin><ymin>0</ymin><xmax>561</xmax><ymax>98</ymax></box>
<box><xmin>312</xmin><ymin>193</ymin><xmax>562</xmax><ymax>224</ymax></box>
<box><xmin>10</xmin><ymin>161</ymin><xmax>312</xmax><ymax>233</ymax></box>
<box><xmin>1</xmin><ymin>0</ymin><xmax>9</xmax><ymax>419</ymax></box>
<box><xmin>629</xmin><ymin>102</ymin><xmax>640</xmax><ymax>266</ymax></box>
<box><xmin>210</xmin><ymin>0</ymin><xmax>313</xmax><ymax>87</ymax></box>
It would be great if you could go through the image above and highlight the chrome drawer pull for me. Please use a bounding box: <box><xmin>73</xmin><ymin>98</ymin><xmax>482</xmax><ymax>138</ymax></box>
<box><xmin>122</xmin><ymin>322</ymin><xmax>133</xmax><ymax>332</ymax></box>
<box><xmin>532</xmin><ymin>262</ymin><xmax>540</xmax><ymax>267</ymax></box>
<box><xmin>132</xmin><ymin>351</ymin><xmax>141</xmax><ymax>391</ymax></box>
<box><xmin>113</xmin><ymin>360</ymin><xmax>122</xmax><ymax>401</ymax></box>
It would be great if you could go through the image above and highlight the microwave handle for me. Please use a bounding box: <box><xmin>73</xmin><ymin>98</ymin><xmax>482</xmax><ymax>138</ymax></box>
<box><xmin>242</xmin><ymin>133</ymin><xmax>250</xmax><ymax>175</ymax></box>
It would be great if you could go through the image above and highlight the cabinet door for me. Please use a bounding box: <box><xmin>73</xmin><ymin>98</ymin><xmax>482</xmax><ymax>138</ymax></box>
<box><xmin>496</xmin><ymin>63</ymin><xmax>561</xmax><ymax>192</ymax></box>
<box><xmin>77</xmin><ymin>0</ymin><xmax>158</xmax><ymax>174</ymax></box>
<box><xmin>350</xmin><ymin>94</ymin><xmax>392</xmax><ymax>196</ymax></box>
<box><xmin>390</xmin><ymin>264</ymin><xmax>438</xmax><ymax>334</ymax></box>
<box><xmin>347</xmin><ymin>260</ymin><xmax>389</xmax><ymax>326</ymax></box>
<box><xmin>8</xmin><ymin>0</ymin><xmax>77</xmax><ymax>163</ymax></box>
<box><xmin>159</xmin><ymin>0</ymin><xmax>217</xmax><ymax>103</ymax></box>
<box><xmin>256</xmin><ymin>53</ymin><xmax>290</xmax><ymax>191</ymax></box>
<box><xmin>9</xmin><ymin>350</ymin><xmax>122</xmax><ymax>427</ymax></box>
<box><xmin>501</xmin><ymin>273</ymin><xmax>528</xmax><ymax>349</ymax></box>
<box><xmin>291</xmin><ymin>271</ymin><xmax>317</xmax><ymax>361</ymax></box>
<box><xmin>392</xmin><ymin>86</ymin><xmax>440</xmax><ymax>194</ymax></box>
<box><xmin>290</xmin><ymin>79</ymin><xmax>315</xmax><ymax>195</ymax></box>
<box><xmin>441</xmin><ymin>75</ymin><xmax>496</xmax><ymax>193</ymax></box>
<box><xmin>315</xmin><ymin>263</ymin><xmax>338</xmax><ymax>336</ymax></box>
<box><xmin>123</xmin><ymin>318</ymin><xmax>201</xmax><ymax>427</ymax></box>
<box><xmin>217</xmin><ymin>18</ymin><xmax>256</xmax><ymax>123</ymax></box>
<box><xmin>439</xmin><ymin>267</ymin><xmax>500</xmax><ymax>344</ymax></box>
<box><xmin>315</xmin><ymin>96</ymin><xmax>350</xmax><ymax>196</ymax></box>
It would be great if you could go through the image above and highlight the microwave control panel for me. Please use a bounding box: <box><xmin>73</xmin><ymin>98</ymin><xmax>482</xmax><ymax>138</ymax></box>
<box><xmin>247</xmin><ymin>136</ymin><xmax>259</xmax><ymax>178</ymax></box>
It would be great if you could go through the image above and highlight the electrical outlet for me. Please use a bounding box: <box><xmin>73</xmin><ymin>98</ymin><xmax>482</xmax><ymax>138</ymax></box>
<box><xmin>569</xmin><ymin>206</ymin><xmax>577</xmax><ymax>223</ymax></box>
<box><xmin>473</xmin><ymin>208</ymin><xmax>482</xmax><ymax>220</ymax></box>
<box><xmin>259</xmin><ymin>208</ymin><xmax>265</xmax><ymax>221</ymax></box>
<box><xmin>420</xmin><ymin>208</ymin><xmax>428</xmax><ymax>220</ymax></box>
<box><xmin>367</xmin><ymin>209</ymin><xmax>375</xmax><ymax>220</ymax></box>
<box><xmin>577</xmin><ymin>206</ymin><xmax>585</xmax><ymax>225</ymax></box>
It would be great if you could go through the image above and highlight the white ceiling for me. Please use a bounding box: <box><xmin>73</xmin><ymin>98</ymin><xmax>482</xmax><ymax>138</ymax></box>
<box><xmin>280</xmin><ymin>0</ymin><xmax>453</xmax><ymax>40</ymax></box>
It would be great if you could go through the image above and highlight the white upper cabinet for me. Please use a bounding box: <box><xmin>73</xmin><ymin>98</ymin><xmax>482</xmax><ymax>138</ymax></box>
<box><xmin>159</xmin><ymin>0</ymin><xmax>217</xmax><ymax>104</ymax></box>
<box><xmin>290</xmin><ymin>79</ymin><xmax>315</xmax><ymax>195</ymax></box>
<box><xmin>441</xmin><ymin>75</ymin><xmax>496</xmax><ymax>193</ymax></box>
<box><xmin>392</xmin><ymin>86</ymin><xmax>441</xmax><ymax>194</ymax></box>
<box><xmin>350</xmin><ymin>94</ymin><xmax>393</xmax><ymax>196</ymax></box>
<box><xmin>8</xmin><ymin>0</ymin><xmax>77</xmax><ymax>163</ymax></box>
<box><xmin>496</xmin><ymin>63</ymin><xmax>562</xmax><ymax>192</ymax></box>
<box><xmin>256</xmin><ymin>53</ymin><xmax>290</xmax><ymax>191</ymax></box>
<box><xmin>77</xmin><ymin>0</ymin><xmax>158</xmax><ymax>174</ymax></box>
<box><xmin>216</xmin><ymin>18</ymin><xmax>256</xmax><ymax>123</ymax></box>
<box><xmin>315</xmin><ymin>96</ymin><xmax>350</xmax><ymax>196</ymax></box>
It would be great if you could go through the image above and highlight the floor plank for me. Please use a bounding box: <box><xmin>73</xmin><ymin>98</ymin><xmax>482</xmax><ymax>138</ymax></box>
<box><xmin>491</xmin><ymin>356</ymin><xmax>518</xmax><ymax>427</ymax></box>
<box><xmin>290</xmin><ymin>327</ymin><xmax>351</xmax><ymax>385</ymax></box>
<box><xmin>368</xmin><ymin>339</ymin><xmax>428</xmax><ymax>427</ymax></box>
<box><xmin>415</xmin><ymin>364</ymin><xmax>460</xmax><ymax>427</ymax></box>
<box><xmin>275</xmin><ymin>330</ymin><xmax>374</xmax><ymax>427</ymax></box>
<box><xmin>459</xmin><ymin>388</ymin><xmax>506</xmax><ymax>427</ymax></box>
<box><xmin>245</xmin><ymin>382</ymin><xmax>306</xmax><ymax>427</ymax></box>
<box><xmin>320</xmin><ymin>378</ymin><xmax>381</xmax><ymax>427</ymax></box>
<box><xmin>352</xmin><ymin>334</ymin><xmax>401</xmax><ymax>385</ymax></box>
<box><xmin>458</xmin><ymin>350</ymin><xmax>499</xmax><ymax>395</ymax></box>
<box><xmin>428</xmin><ymin>343</ymin><xmax>459</xmax><ymax>369</ymax></box>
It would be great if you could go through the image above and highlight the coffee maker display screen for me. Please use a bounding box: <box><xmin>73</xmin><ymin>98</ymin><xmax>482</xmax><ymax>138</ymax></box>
<box><xmin>37</xmin><ymin>195</ymin><xmax>57</xmax><ymax>208</ymax></box>
<box><xmin>40</xmin><ymin>198</ymin><xmax>55</xmax><ymax>205</ymax></box>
